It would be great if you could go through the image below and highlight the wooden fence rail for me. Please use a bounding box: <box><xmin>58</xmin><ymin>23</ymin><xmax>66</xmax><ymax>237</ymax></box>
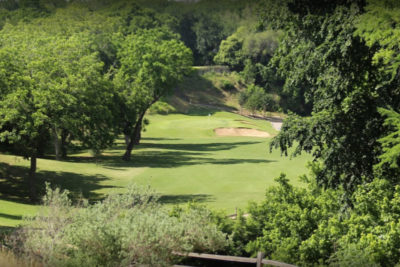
<box><xmin>172</xmin><ymin>251</ymin><xmax>297</xmax><ymax>267</ymax></box>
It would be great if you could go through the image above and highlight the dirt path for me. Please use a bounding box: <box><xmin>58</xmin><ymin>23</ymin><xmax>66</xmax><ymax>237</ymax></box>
<box><xmin>267</xmin><ymin>117</ymin><xmax>283</xmax><ymax>131</ymax></box>
<box><xmin>237</xmin><ymin>113</ymin><xmax>283</xmax><ymax>131</ymax></box>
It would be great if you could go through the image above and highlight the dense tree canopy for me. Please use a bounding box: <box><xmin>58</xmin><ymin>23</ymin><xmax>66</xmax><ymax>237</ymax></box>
<box><xmin>0</xmin><ymin>7</ymin><xmax>120</xmax><ymax>199</ymax></box>
<box><xmin>355</xmin><ymin>0</ymin><xmax>400</xmax><ymax>80</ymax></box>
<box><xmin>266</xmin><ymin>0</ymin><xmax>400</xmax><ymax>199</ymax></box>
<box><xmin>214</xmin><ymin>27</ymin><xmax>279</xmax><ymax>73</ymax></box>
<box><xmin>375</xmin><ymin>108</ymin><xmax>400</xmax><ymax>177</ymax></box>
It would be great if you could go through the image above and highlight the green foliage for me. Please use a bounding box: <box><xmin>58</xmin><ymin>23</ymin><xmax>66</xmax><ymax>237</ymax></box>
<box><xmin>239</xmin><ymin>85</ymin><xmax>279</xmax><ymax>113</ymax></box>
<box><xmin>0</xmin><ymin>9</ymin><xmax>118</xmax><ymax>154</ymax></box>
<box><xmin>0</xmin><ymin>5</ymin><xmax>123</xmax><ymax>199</ymax></box>
<box><xmin>267</xmin><ymin>0</ymin><xmax>400</xmax><ymax>196</ymax></box>
<box><xmin>334</xmin><ymin>179</ymin><xmax>400</xmax><ymax>266</ymax></box>
<box><xmin>355</xmin><ymin>0</ymin><xmax>400</xmax><ymax>180</ymax></box>
<box><xmin>355</xmin><ymin>0</ymin><xmax>400</xmax><ymax>80</ymax></box>
<box><xmin>328</xmin><ymin>244</ymin><xmax>380</xmax><ymax>267</ymax></box>
<box><xmin>18</xmin><ymin>184</ymin><xmax>228</xmax><ymax>266</ymax></box>
<box><xmin>0</xmin><ymin>8</ymin><xmax>9</xmax><ymax>29</ymax></box>
<box><xmin>215</xmin><ymin>26</ymin><xmax>279</xmax><ymax>67</ymax></box>
<box><xmin>191</xmin><ymin>12</ymin><xmax>225</xmax><ymax>65</ymax></box>
<box><xmin>105</xmin><ymin>1</ymin><xmax>178</xmax><ymax>36</ymax></box>
<box><xmin>374</xmin><ymin>108</ymin><xmax>400</xmax><ymax>179</ymax></box>
<box><xmin>227</xmin><ymin>172</ymin><xmax>341</xmax><ymax>264</ymax></box>
<box><xmin>220</xmin><ymin>79</ymin><xmax>235</xmax><ymax>91</ymax></box>
<box><xmin>149</xmin><ymin>101</ymin><xmax>177</xmax><ymax>115</ymax></box>
<box><xmin>114</xmin><ymin>27</ymin><xmax>192</xmax><ymax>159</ymax></box>
<box><xmin>214</xmin><ymin>172</ymin><xmax>400</xmax><ymax>266</ymax></box>
<box><xmin>0</xmin><ymin>0</ymin><xmax>48</xmax><ymax>28</ymax></box>
<box><xmin>115</xmin><ymin>28</ymin><xmax>192</xmax><ymax>105</ymax></box>
<box><xmin>214</xmin><ymin>26</ymin><xmax>281</xmax><ymax>87</ymax></box>
<box><xmin>162</xmin><ymin>0</ymin><xmax>254</xmax><ymax>65</ymax></box>
<box><xmin>214</xmin><ymin>27</ymin><xmax>247</xmax><ymax>70</ymax></box>
<box><xmin>0</xmin><ymin>44</ymin><xmax>48</xmax><ymax>159</ymax></box>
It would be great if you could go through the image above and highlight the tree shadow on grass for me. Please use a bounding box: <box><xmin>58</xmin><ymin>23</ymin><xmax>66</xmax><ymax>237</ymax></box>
<box><xmin>182</xmin><ymin>105</ymin><xmax>236</xmax><ymax>116</ymax></box>
<box><xmin>138</xmin><ymin>141</ymin><xmax>262</xmax><ymax>152</ymax></box>
<box><xmin>0</xmin><ymin>213</ymin><xmax>22</xmax><ymax>221</ymax></box>
<box><xmin>141</xmin><ymin>137</ymin><xmax>181</xmax><ymax>141</ymax></box>
<box><xmin>67</xmin><ymin>137</ymin><xmax>183</xmax><ymax>155</ymax></box>
<box><xmin>158</xmin><ymin>194</ymin><xmax>214</xmax><ymax>205</ymax></box>
<box><xmin>109</xmin><ymin>140</ymin><xmax>274</xmax><ymax>168</ymax></box>
<box><xmin>65</xmin><ymin>140</ymin><xmax>274</xmax><ymax>169</ymax></box>
<box><xmin>0</xmin><ymin>162</ymin><xmax>115</xmax><ymax>205</ymax></box>
<box><xmin>98</xmin><ymin>150</ymin><xmax>275</xmax><ymax>169</ymax></box>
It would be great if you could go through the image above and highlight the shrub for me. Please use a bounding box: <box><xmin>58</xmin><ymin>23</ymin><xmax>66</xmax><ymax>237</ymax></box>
<box><xmin>214</xmin><ymin>170</ymin><xmax>400</xmax><ymax>266</ymax></box>
<box><xmin>239</xmin><ymin>85</ymin><xmax>279</xmax><ymax>113</ymax></box>
<box><xmin>149</xmin><ymin>101</ymin><xmax>176</xmax><ymax>114</ymax></box>
<box><xmin>220</xmin><ymin>80</ymin><xmax>235</xmax><ymax>91</ymax></box>
<box><xmin>17</xmin><ymin>184</ymin><xmax>229</xmax><ymax>267</ymax></box>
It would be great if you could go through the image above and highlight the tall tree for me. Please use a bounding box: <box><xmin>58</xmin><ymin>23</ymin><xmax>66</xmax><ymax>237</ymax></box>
<box><xmin>113</xmin><ymin>28</ymin><xmax>192</xmax><ymax>161</ymax></box>
<box><xmin>265</xmin><ymin>0</ymin><xmax>400</xmax><ymax>201</ymax></box>
<box><xmin>0</xmin><ymin>45</ymin><xmax>49</xmax><ymax>200</ymax></box>
<box><xmin>355</xmin><ymin>0</ymin><xmax>400</xmax><ymax>179</ymax></box>
<box><xmin>0</xmin><ymin>7</ymin><xmax>119</xmax><ymax>200</ymax></box>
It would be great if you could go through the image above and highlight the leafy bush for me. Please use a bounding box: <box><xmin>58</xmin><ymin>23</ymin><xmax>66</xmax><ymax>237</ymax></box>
<box><xmin>216</xmin><ymin>171</ymin><xmax>400</xmax><ymax>266</ymax></box>
<box><xmin>149</xmin><ymin>101</ymin><xmax>176</xmax><ymax>114</ymax></box>
<box><xmin>220</xmin><ymin>79</ymin><xmax>235</xmax><ymax>91</ymax></box>
<box><xmin>214</xmin><ymin>27</ymin><xmax>279</xmax><ymax>71</ymax></box>
<box><xmin>239</xmin><ymin>85</ymin><xmax>279</xmax><ymax>113</ymax></box>
<box><xmin>17</xmin><ymin>184</ymin><xmax>229</xmax><ymax>267</ymax></box>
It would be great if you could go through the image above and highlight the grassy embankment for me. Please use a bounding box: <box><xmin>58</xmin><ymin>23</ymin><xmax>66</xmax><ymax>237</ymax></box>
<box><xmin>0</xmin><ymin>69</ymin><xmax>310</xmax><ymax>227</ymax></box>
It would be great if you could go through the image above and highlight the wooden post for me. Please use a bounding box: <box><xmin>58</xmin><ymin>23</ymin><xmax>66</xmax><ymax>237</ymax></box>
<box><xmin>257</xmin><ymin>251</ymin><xmax>265</xmax><ymax>267</ymax></box>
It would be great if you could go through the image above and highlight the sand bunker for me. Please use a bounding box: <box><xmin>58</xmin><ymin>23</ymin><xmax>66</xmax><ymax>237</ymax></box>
<box><xmin>214</xmin><ymin>127</ymin><xmax>270</xmax><ymax>138</ymax></box>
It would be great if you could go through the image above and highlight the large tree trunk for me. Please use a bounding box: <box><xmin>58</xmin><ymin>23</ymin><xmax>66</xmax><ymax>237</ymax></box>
<box><xmin>61</xmin><ymin>129</ymin><xmax>68</xmax><ymax>158</ymax></box>
<box><xmin>122</xmin><ymin>98</ymin><xmax>159</xmax><ymax>161</ymax></box>
<box><xmin>123</xmin><ymin>123</ymin><xmax>132</xmax><ymax>146</ymax></box>
<box><xmin>124</xmin><ymin>134</ymin><xmax>131</xmax><ymax>146</ymax></box>
<box><xmin>134</xmin><ymin>123</ymin><xmax>142</xmax><ymax>145</ymax></box>
<box><xmin>123</xmin><ymin>112</ymin><xmax>145</xmax><ymax>161</ymax></box>
<box><xmin>52</xmin><ymin>125</ymin><xmax>61</xmax><ymax>160</ymax></box>
<box><xmin>29</xmin><ymin>155</ymin><xmax>37</xmax><ymax>202</ymax></box>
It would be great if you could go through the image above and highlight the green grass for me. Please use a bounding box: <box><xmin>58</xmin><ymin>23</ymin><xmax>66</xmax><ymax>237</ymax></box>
<box><xmin>0</xmin><ymin>110</ymin><xmax>311</xmax><ymax>226</ymax></box>
<box><xmin>0</xmin><ymin>200</ymin><xmax>38</xmax><ymax>227</ymax></box>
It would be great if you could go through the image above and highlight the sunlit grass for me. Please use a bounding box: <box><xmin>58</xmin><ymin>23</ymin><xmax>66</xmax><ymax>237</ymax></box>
<box><xmin>0</xmin><ymin>111</ymin><xmax>311</xmax><ymax>226</ymax></box>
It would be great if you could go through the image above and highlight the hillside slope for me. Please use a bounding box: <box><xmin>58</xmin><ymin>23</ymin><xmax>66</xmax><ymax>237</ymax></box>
<box><xmin>151</xmin><ymin>67</ymin><xmax>285</xmax><ymax>126</ymax></box>
<box><xmin>150</xmin><ymin>66</ymin><xmax>243</xmax><ymax>115</ymax></box>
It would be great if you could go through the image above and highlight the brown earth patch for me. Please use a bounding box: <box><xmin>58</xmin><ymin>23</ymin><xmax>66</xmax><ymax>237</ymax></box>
<box><xmin>235</xmin><ymin>120</ymin><xmax>257</xmax><ymax>126</ymax></box>
<box><xmin>214</xmin><ymin>127</ymin><xmax>271</xmax><ymax>138</ymax></box>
